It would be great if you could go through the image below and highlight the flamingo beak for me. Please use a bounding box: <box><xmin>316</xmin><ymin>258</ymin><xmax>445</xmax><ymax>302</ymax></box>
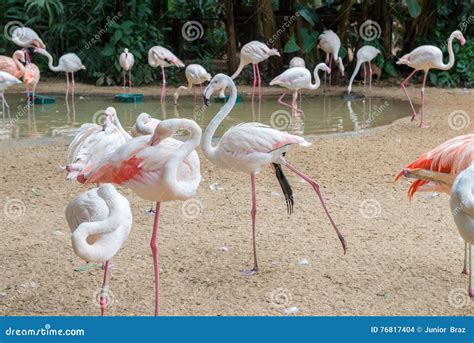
<box><xmin>460</xmin><ymin>36</ymin><xmax>466</xmax><ymax>46</ymax></box>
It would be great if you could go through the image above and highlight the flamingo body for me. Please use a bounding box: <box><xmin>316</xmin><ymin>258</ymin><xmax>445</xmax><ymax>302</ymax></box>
<box><xmin>148</xmin><ymin>46</ymin><xmax>184</xmax><ymax>102</ymax></box>
<box><xmin>174</xmin><ymin>64</ymin><xmax>211</xmax><ymax>105</ymax></box>
<box><xmin>347</xmin><ymin>45</ymin><xmax>381</xmax><ymax>94</ymax></box>
<box><xmin>318</xmin><ymin>30</ymin><xmax>345</xmax><ymax>81</ymax></box>
<box><xmin>0</xmin><ymin>51</ymin><xmax>25</xmax><ymax>79</ymax></box>
<box><xmin>119</xmin><ymin>48</ymin><xmax>134</xmax><ymax>71</ymax></box>
<box><xmin>11</xmin><ymin>27</ymin><xmax>45</xmax><ymax>49</ymax></box>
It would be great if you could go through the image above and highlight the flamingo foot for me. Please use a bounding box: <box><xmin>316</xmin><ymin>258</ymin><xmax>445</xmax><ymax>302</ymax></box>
<box><xmin>461</xmin><ymin>267</ymin><xmax>469</xmax><ymax>275</ymax></box>
<box><xmin>419</xmin><ymin>123</ymin><xmax>429</xmax><ymax>129</ymax></box>
<box><xmin>410</xmin><ymin>113</ymin><xmax>417</xmax><ymax>122</ymax></box>
<box><xmin>469</xmin><ymin>288</ymin><xmax>474</xmax><ymax>298</ymax></box>
<box><xmin>240</xmin><ymin>268</ymin><xmax>258</xmax><ymax>276</ymax></box>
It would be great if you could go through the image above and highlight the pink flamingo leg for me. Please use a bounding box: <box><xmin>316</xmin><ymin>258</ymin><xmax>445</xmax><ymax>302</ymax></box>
<box><xmin>99</xmin><ymin>261</ymin><xmax>110</xmax><ymax>316</ymax></box>
<box><xmin>369</xmin><ymin>61</ymin><xmax>373</xmax><ymax>92</ymax></box>
<box><xmin>400</xmin><ymin>69</ymin><xmax>418</xmax><ymax>121</ymax></box>
<box><xmin>462</xmin><ymin>242</ymin><xmax>469</xmax><ymax>275</ymax></box>
<box><xmin>66</xmin><ymin>72</ymin><xmax>70</xmax><ymax>98</ymax></box>
<box><xmin>129</xmin><ymin>69</ymin><xmax>132</xmax><ymax>90</ymax></box>
<box><xmin>193</xmin><ymin>85</ymin><xmax>197</xmax><ymax>106</ymax></box>
<box><xmin>363</xmin><ymin>63</ymin><xmax>367</xmax><ymax>89</ymax></box>
<box><xmin>23</xmin><ymin>48</ymin><xmax>30</xmax><ymax>64</ymax></box>
<box><xmin>2</xmin><ymin>93</ymin><xmax>12</xmax><ymax>124</ymax></box>
<box><xmin>200</xmin><ymin>84</ymin><xmax>205</xmax><ymax>106</ymax></box>
<box><xmin>278</xmin><ymin>93</ymin><xmax>304</xmax><ymax>116</ymax></box>
<box><xmin>324</xmin><ymin>53</ymin><xmax>329</xmax><ymax>89</ymax></box>
<box><xmin>419</xmin><ymin>71</ymin><xmax>429</xmax><ymax>128</ymax></box>
<box><xmin>123</xmin><ymin>70</ymin><xmax>126</xmax><ymax>89</ymax></box>
<box><xmin>242</xmin><ymin>173</ymin><xmax>258</xmax><ymax>275</ymax></box>
<box><xmin>282</xmin><ymin>160</ymin><xmax>347</xmax><ymax>254</ymax></box>
<box><xmin>71</xmin><ymin>72</ymin><xmax>75</xmax><ymax>98</ymax></box>
<box><xmin>328</xmin><ymin>55</ymin><xmax>333</xmax><ymax>88</ymax></box>
<box><xmin>256</xmin><ymin>63</ymin><xmax>262</xmax><ymax>100</ymax></box>
<box><xmin>251</xmin><ymin>63</ymin><xmax>257</xmax><ymax>106</ymax></box>
<box><xmin>150</xmin><ymin>202</ymin><xmax>161</xmax><ymax>316</ymax></box>
<box><xmin>161</xmin><ymin>66</ymin><xmax>166</xmax><ymax>104</ymax></box>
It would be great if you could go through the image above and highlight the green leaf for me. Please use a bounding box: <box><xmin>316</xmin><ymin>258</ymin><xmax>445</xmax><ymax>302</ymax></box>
<box><xmin>429</xmin><ymin>72</ymin><xmax>437</xmax><ymax>85</ymax></box>
<box><xmin>283</xmin><ymin>36</ymin><xmax>300</xmax><ymax>53</ymax></box>
<box><xmin>102</xmin><ymin>45</ymin><xmax>115</xmax><ymax>57</ymax></box>
<box><xmin>301</xmin><ymin>28</ymin><xmax>318</xmax><ymax>53</ymax></box>
<box><xmin>111</xmin><ymin>30</ymin><xmax>123</xmax><ymax>45</ymax></box>
<box><xmin>295</xmin><ymin>3</ymin><xmax>318</xmax><ymax>26</ymax></box>
<box><xmin>406</xmin><ymin>0</ymin><xmax>421</xmax><ymax>18</ymax></box>
<box><xmin>383</xmin><ymin>62</ymin><xmax>397</xmax><ymax>77</ymax></box>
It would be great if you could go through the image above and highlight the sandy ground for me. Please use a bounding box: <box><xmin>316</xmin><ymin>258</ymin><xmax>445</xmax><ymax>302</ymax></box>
<box><xmin>1</xmin><ymin>83</ymin><xmax>474</xmax><ymax>316</ymax></box>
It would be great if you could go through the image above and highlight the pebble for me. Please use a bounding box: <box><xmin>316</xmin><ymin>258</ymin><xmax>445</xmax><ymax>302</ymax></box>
<box><xmin>52</xmin><ymin>230</ymin><xmax>64</xmax><ymax>236</ymax></box>
<box><xmin>298</xmin><ymin>258</ymin><xmax>309</xmax><ymax>266</ymax></box>
<box><xmin>219</xmin><ymin>247</ymin><xmax>228</xmax><ymax>252</ymax></box>
<box><xmin>284</xmin><ymin>306</ymin><xmax>299</xmax><ymax>314</ymax></box>
<box><xmin>271</xmin><ymin>191</ymin><xmax>280</xmax><ymax>197</ymax></box>
<box><xmin>209</xmin><ymin>182</ymin><xmax>224</xmax><ymax>191</ymax></box>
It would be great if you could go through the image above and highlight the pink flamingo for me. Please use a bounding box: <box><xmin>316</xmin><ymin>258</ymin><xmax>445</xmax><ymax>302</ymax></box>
<box><xmin>34</xmin><ymin>48</ymin><xmax>86</xmax><ymax>97</ymax></box>
<box><xmin>396</xmin><ymin>30</ymin><xmax>466</xmax><ymax>128</ymax></box>
<box><xmin>347</xmin><ymin>45</ymin><xmax>381</xmax><ymax>95</ymax></box>
<box><xmin>174</xmin><ymin>64</ymin><xmax>211</xmax><ymax>105</ymax></box>
<box><xmin>148</xmin><ymin>46</ymin><xmax>185</xmax><ymax>103</ymax></box>
<box><xmin>65</xmin><ymin>184</ymin><xmax>132</xmax><ymax>315</ymax></box>
<box><xmin>10</xmin><ymin>26</ymin><xmax>45</xmax><ymax>63</ymax></box>
<box><xmin>318</xmin><ymin>30</ymin><xmax>345</xmax><ymax>88</ymax></box>
<box><xmin>202</xmin><ymin>74</ymin><xmax>346</xmax><ymax>275</ymax></box>
<box><xmin>0</xmin><ymin>71</ymin><xmax>22</xmax><ymax>123</ymax></box>
<box><xmin>396</xmin><ymin>134</ymin><xmax>474</xmax><ymax>275</ymax></box>
<box><xmin>270</xmin><ymin>63</ymin><xmax>330</xmax><ymax>116</ymax></box>
<box><xmin>79</xmin><ymin>118</ymin><xmax>202</xmax><ymax>316</ymax></box>
<box><xmin>231</xmin><ymin>41</ymin><xmax>280</xmax><ymax>100</ymax></box>
<box><xmin>23</xmin><ymin>63</ymin><xmax>40</xmax><ymax>98</ymax></box>
<box><xmin>66</xmin><ymin>107</ymin><xmax>128</xmax><ymax>181</ymax></box>
<box><xmin>119</xmin><ymin>48</ymin><xmax>134</xmax><ymax>89</ymax></box>
<box><xmin>131</xmin><ymin>112</ymin><xmax>160</xmax><ymax>137</ymax></box>
<box><xmin>0</xmin><ymin>50</ymin><xmax>26</xmax><ymax>79</ymax></box>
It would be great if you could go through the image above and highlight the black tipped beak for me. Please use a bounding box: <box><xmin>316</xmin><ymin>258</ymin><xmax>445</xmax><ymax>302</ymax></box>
<box><xmin>203</xmin><ymin>96</ymin><xmax>209</xmax><ymax>106</ymax></box>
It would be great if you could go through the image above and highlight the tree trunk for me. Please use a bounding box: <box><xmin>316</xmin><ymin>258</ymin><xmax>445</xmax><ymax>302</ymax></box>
<box><xmin>337</xmin><ymin>0</ymin><xmax>353</xmax><ymax>43</ymax></box>
<box><xmin>257</xmin><ymin>0</ymin><xmax>283</xmax><ymax>78</ymax></box>
<box><xmin>224</xmin><ymin>0</ymin><xmax>238</xmax><ymax>75</ymax></box>
<box><xmin>374</xmin><ymin>1</ymin><xmax>392</xmax><ymax>59</ymax></box>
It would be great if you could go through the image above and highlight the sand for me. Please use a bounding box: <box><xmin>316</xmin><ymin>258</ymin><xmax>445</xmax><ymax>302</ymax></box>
<box><xmin>1</xmin><ymin>83</ymin><xmax>473</xmax><ymax>316</ymax></box>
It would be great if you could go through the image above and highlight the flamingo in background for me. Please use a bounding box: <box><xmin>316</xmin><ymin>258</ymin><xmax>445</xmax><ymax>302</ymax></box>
<box><xmin>0</xmin><ymin>50</ymin><xmax>26</xmax><ymax>79</ymax></box>
<box><xmin>10</xmin><ymin>26</ymin><xmax>45</xmax><ymax>63</ymax></box>
<box><xmin>34</xmin><ymin>48</ymin><xmax>86</xmax><ymax>97</ymax></box>
<box><xmin>0</xmin><ymin>71</ymin><xmax>22</xmax><ymax>123</ymax></box>
<box><xmin>79</xmin><ymin>118</ymin><xmax>202</xmax><ymax>316</ymax></box>
<box><xmin>347</xmin><ymin>45</ymin><xmax>381</xmax><ymax>95</ymax></box>
<box><xmin>270</xmin><ymin>63</ymin><xmax>330</xmax><ymax>116</ymax></box>
<box><xmin>148</xmin><ymin>46</ymin><xmax>185</xmax><ymax>103</ymax></box>
<box><xmin>396</xmin><ymin>30</ymin><xmax>466</xmax><ymax>128</ymax></box>
<box><xmin>289</xmin><ymin>57</ymin><xmax>305</xmax><ymax>68</ymax></box>
<box><xmin>318</xmin><ymin>30</ymin><xmax>345</xmax><ymax>88</ymax></box>
<box><xmin>66</xmin><ymin>107</ymin><xmax>128</xmax><ymax>181</ymax></box>
<box><xmin>203</xmin><ymin>74</ymin><xmax>346</xmax><ymax>275</ymax></box>
<box><xmin>119</xmin><ymin>48</ymin><xmax>134</xmax><ymax>90</ymax></box>
<box><xmin>231</xmin><ymin>41</ymin><xmax>280</xmax><ymax>100</ymax></box>
<box><xmin>174</xmin><ymin>64</ymin><xmax>211</xmax><ymax>105</ymax></box>
<box><xmin>65</xmin><ymin>184</ymin><xmax>133</xmax><ymax>315</ymax></box>
<box><xmin>23</xmin><ymin>63</ymin><xmax>40</xmax><ymax>98</ymax></box>
<box><xmin>396</xmin><ymin>134</ymin><xmax>474</xmax><ymax>275</ymax></box>
<box><xmin>450</xmin><ymin>165</ymin><xmax>474</xmax><ymax>298</ymax></box>
<box><xmin>131</xmin><ymin>112</ymin><xmax>160</xmax><ymax>137</ymax></box>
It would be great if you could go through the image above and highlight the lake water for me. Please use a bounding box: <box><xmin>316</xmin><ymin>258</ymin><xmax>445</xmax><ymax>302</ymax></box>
<box><xmin>0</xmin><ymin>93</ymin><xmax>411</xmax><ymax>142</ymax></box>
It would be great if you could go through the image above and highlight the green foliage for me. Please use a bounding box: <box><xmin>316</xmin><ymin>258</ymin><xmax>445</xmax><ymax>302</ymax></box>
<box><xmin>405</xmin><ymin>0</ymin><xmax>421</xmax><ymax>18</ymax></box>
<box><xmin>283</xmin><ymin>36</ymin><xmax>300</xmax><ymax>53</ymax></box>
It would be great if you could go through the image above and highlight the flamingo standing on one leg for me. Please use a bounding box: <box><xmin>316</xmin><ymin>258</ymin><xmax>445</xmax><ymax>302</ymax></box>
<box><xmin>450</xmin><ymin>165</ymin><xmax>474</xmax><ymax>298</ymax></box>
<box><xmin>231</xmin><ymin>41</ymin><xmax>280</xmax><ymax>101</ymax></box>
<box><xmin>34</xmin><ymin>48</ymin><xmax>86</xmax><ymax>97</ymax></box>
<box><xmin>148</xmin><ymin>46</ymin><xmax>185</xmax><ymax>103</ymax></box>
<box><xmin>131</xmin><ymin>113</ymin><xmax>160</xmax><ymax>137</ymax></box>
<box><xmin>347</xmin><ymin>45</ymin><xmax>381</xmax><ymax>95</ymax></box>
<box><xmin>396</xmin><ymin>30</ymin><xmax>466</xmax><ymax>128</ymax></box>
<box><xmin>10</xmin><ymin>26</ymin><xmax>45</xmax><ymax>63</ymax></box>
<box><xmin>78</xmin><ymin>118</ymin><xmax>202</xmax><ymax>316</ymax></box>
<box><xmin>0</xmin><ymin>50</ymin><xmax>26</xmax><ymax>79</ymax></box>
<box><xmin>318</xmin><ymin>30</ymin><xmax>345</xmax><ymax>89</ymax></box>
<box><xmin>289</xmin><ymin>57</ymin><xmax>305</xmax><ymax>106</ymax></box>
<box><xmin>174</xmin><ymin>64</ymin><xmax>211</xmax><ymax>106</ymax></box>
<box><xmin>202</xmin><ymin>74</ymin><xmax>346</xmax><ymax>275</ymax></box>
<box><xmin>0</xmin><ymin>71</ymin><xmax>22</xmax><ymax>123</ymax></box>
<box><xmin>270</xmin><ymin>63</ymin><xmax>330</xmax><ymax>116</ymax></box>
<box><xmin>119</xmin><ymin>48</ymin><xmax>134</xmax><ymax>90</ymax></box>
<box><xmin>395</xmin><ymin>134</ymin><xmax>474</xmax><ymax>275</ymax></box>
<box><xmin>65</xmin><ymin>184</ymin><xmax>133</xmax><ymax>315</ymax></box>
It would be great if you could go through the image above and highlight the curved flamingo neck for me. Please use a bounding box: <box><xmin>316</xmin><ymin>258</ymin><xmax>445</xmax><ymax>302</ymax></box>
<box><xmin>136</xmin><ymin>117</ymin><xmax>154</xmax><ymax>135</ymax></box>
<box><xmin>113</xmin><ymin>114</ymin><xmax>132</xmax><ymax>141</ymax></box>
<box><xmin>201</xmin><ymin>76</ymin><xmax>237</xmax><ymax>165</ymax></box>
<box><xmin>439</xmin><ymin>33</ymin><xmax>456</xmax><ymax>70</ymax></box>
<box><xmin>42</xmin><ymin>50</ymin><xmax>62</xmax><ymax>72</ymax></box>
<box><xmin>347</xmin><ymin>60</ymin><xmax>363</xmax><ymax>94</ymax></box>
<box><xmin>309</xmin><ymin>64</ymin><xmax>326</xmax><ymax>90</ymax></box>
<box><xmin>13</xmin><ymin>53</ymin><xmax>26</xmax><ymax>74</ymax></box>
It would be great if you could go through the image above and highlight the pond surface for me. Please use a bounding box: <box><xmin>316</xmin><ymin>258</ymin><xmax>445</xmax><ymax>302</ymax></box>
<box><xmin>0</xmin><ymin>93</ymin><xmax>411</xmax><ymax>142</ymax></box>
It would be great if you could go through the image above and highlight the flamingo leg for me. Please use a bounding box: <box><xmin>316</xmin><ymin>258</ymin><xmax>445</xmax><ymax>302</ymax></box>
<box><xmin>278</xmin><ymin>93</ymin><xmax>304</xmax><ymax>116</ymax></box>
<box><xmin>369</xmin><ymin>61</ymin><xmax>373</xmax><ymax>92</ymax></box>
<box><xmin>2</xmin><ymin>93</ymin><xmax>12</xmax><ymax>124</ymax></box>
<box><xmin>251</xmin><ymin>63</ymin><xmax>257</xmax><ymax>106</ymax></box>
<box><xmin>363</xmin><ymin>63</ymin><xmax>367</xmax><ymax>89</ymax></box>
<box><xmin>193</xmin><ymin>85</ymin><xmax>197</xmax><ymax>106</ymax></box>
<box><xmin>99</xmin><ymin>260</ymin><xmax>110</xmax><ymax>316</ymax></box>
<box><xmin>129</xmin><ymin>69</ymin><xmax>132</xmax><ymax>90</ymax></box>
<box><xmin>463</xmin><ymin>241</ymin><xmax>469</xmax><ymax>275</ymax></box>
<box><xmin>324</xmin><ymin>53</ymin><xmax>329</xmax><ymax>90</ymax></box>
<box><xmin>200</xmin><ymin>84</ymin><xmax>205</xmax><ymax>106</ymax></box>
<box><xmin>419</xmin><ymin>71</ymin><xmax>429</xmax><ymax>128</ymax></box>
<box><xmin>256</xmin><ymin>63</ymin><xmax>262</xmax><ymax>100</ymax></box>
<box><xmin>150</xmin><ymin>202</ymin><xmax>161</xmax><ymax>315</ymax></box>
<box><xmin>328</xmin><ymin>55</ymin><xmax>332</xmax><ymax>88</ymax></box>
<box><xmin>400</xmin><ymin>69</ymin><xmax>418</xmax><ymax>121</ymax></box>
<box><xmin>282</xmin><ymin>160</ymin><xmax>347</xmax><ymax>254</ymax></box>
<box><xmin>123</xmin><ymin>70</ymin><xmax>126</xmax><ymax>89</ymax></box>
<box><xmin>23</xmin><ymin>48</ymin><xmax>30</xmax><ymax>64</ymax></box>
<box><xmin>66</xmin><ymin>72</ymin><xmax>70</xmax><ymax>98</ymax></box>
<box><xmin>469</xmin><ymin>244</ymin><xmax>474</xmax><ymax>298</ymax></box>
<box><xmin>242</xmin><ymin>173</ymin><xmax>258</xmax><ymax>276</ymax></box>
<box><xmin>161</xmin><ymin>66</ymin><xmax>166</xmax><ymax>104</ymax></box>
<box><xmin>71</xmin><ymin>72</ymin><xmax>75</xmax><ymax>98</ymax></box>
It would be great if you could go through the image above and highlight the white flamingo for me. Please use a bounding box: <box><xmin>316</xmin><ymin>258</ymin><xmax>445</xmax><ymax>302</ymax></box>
<box><xmin>174</xmin><ymin>64</ymin><xmax>211</xmax><ymax>105</ymax></box>
<box><xmin>270</xmin><ymin>63</ymin><xmax>330</xmax><ymax>116</ymax></box>
<box><xmin>65</xmin><ymin>184</ymin><xmax>132</xmax><ymax>315</ymax></box>
<box><xmin>119</xmin><ymin>48</ymin><xmax>134</xmax><ymax>89</ymax></box>
<box><xmin>10</xmin><ymin>26</ymin><xmax>45</xmax><ymax>63</ymax></box>
<box><xmin>34</xmin><ymin>48</ymin><xmax>86</xmax><ymax>97</ymax></box>
<box><xmin>289</xmin><ymin>57</ymin><xmax>305</xmax><ymax>68</ymax></box>
<box><xmin>148</xmin><ymin>46</ymin><xmax>185</xmax><ymax>103</ymax></box>
<box><xmin>202</xmin><ymin>74</ymin><xmax>346</xmax><ymax>275</ymax></box>
<box><xmin>318</xmin><ymin>30</ymin><xmax>345</xmax><ymax>88</ymax></box>
<box><xmin>347</xmin><ymin>45</ymin><xmax>381</xmax><ymax>95</ymax></box>
<box><xmin>0</xmin><ymin>71</ymin><xmax>22</xmax><ymax>123</ymax></box>
<box><xmin>396</xmin><ymin>30</ymin><xmax>466</xmax><ymax>128</ymax></box>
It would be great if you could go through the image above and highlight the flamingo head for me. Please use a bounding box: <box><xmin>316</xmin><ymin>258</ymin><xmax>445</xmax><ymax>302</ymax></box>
<box><xmin>103</xmin><ymin>107</ymin><xmax>117</xmax><ymax>130</ymax></box>
<box><xmin>33</xmin><ymin>47</ymin><xmax>47</xmax><ymax>56</ymax></box>
<box><xmin>124</xmin><ymin>48</ymin><xmax>129</xmax><ymax>54</ymax></box>
<box><xmin>453</xmin><ymin>30</ymin><xmax>466</xmax><ymax>46</ymax></box>
<box><xmin>13</xmin><ymin>50</ymin><xmax>26</xmax><ymax>63</ymax></box>
<box><xmin>203</xmin><ymin>73</ymin><xmax>228</xmax><ymax>106</ymax></box>
<box><xmin>149</xmin><ymin>119</ymin><xmax>180</xmax><ymax>145</ymax></box>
